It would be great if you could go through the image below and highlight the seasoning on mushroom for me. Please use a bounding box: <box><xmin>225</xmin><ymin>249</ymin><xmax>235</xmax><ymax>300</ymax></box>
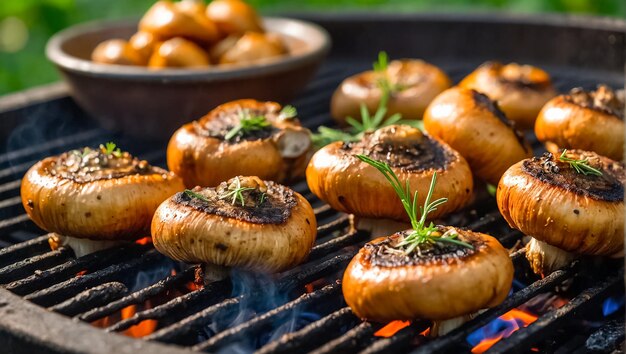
<box><xmin>459</xmin><ymin>61</ymin><xmax>557</xmax><ymax>129</ymax></box>
<box><xmin>21</xmin><ymin>143</ymin><xmax>184</xmax><ymax>257</ymax></box>
<box><xmin>306</xmin><ymin>125</ymin><xmax>473</xmax><ymax>236</ymax></box>
<box><xmin>331</xmin><ymin>52</ymin><xmax>451</xmax><ymax>126</ymax></box>
<box><xmin>167</xmin><ymin>99</ymin><xmax>312</xmax><ymax>188</ymax></box>
<box><xmin>535</xmin><ymin>85</ymin><xmax>625</xmax><ymax>161</ymax></box>
<box><xmin>342</xmin><ymin>156</ymin><xmax>513</xmax><ymax>335</ymax></box>
<box><xmin>497</xmin><ymin>150</ymin><xmax>625</xmax><ymax>276</ymax></box>
<box><xmin>423</xmin><ymin>87</ymin><xmax>532</xmax><ymax>185</ymax></box>
<box><xmin>151</xmin><ymin>176</ymin><xmax>317</xmax><ymax>283</ymax></box>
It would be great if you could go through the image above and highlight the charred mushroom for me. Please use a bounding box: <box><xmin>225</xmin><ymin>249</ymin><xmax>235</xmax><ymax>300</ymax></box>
<box><xmin>167</xmin><ymin>99</ymin><xmax>311</xmax><ymax>187</ymax></box>
<box><xmin>342</xmin><ymin>157</ymin><xmax>513</xmax><ymax>333</ymax></box>
<box><xmin>218</xmin><ymin>32</ymin><xmax>286</xmax><ymax>65</ymax></box>
<box><xmin>535</xmin><ymin>85</ymin><xmax>625</xmax><ymax>161</ymax></box>
<box><xmin>152</xmin><ymin>176</ymin><xmax>316</xmax><ymax>282</ymax></box>
<box><xmin>91</xmin><ymin>39</ymin><xmax>144</xmax><ymax>66</ymax></box>
<box><xmin>331</xmin><ymin>52</ymin><xmax>451</xmax><ymax>126</ymax></box>
<box><xmin>306</xmin><ymin>125</ymin><xmax>473</xmax><ymax>236</ymax></box>
<box><xmin>459</xmin><ymin>61</ymin><xmax>557</xmax><ymax>129</ymax></box>
<box><xmin>497</xmin><ymin>150</ymin><xmax>625</xmax><ymax>276</ymax></box>
<box><xmin>139</xmin><ymin>0</ymin><xmax>219</xmax><ymax>45</ymax></box>
<box><xmin>206</xmin><ymin>0</ymin><xmax>264</xmax><ymax>36</ymax></box>
<box><xmin>21</xmin><ymin>143</ymin><xmax>184</xmax><ymax>257</ymax></box>
<box><xmin>148</xmin><ymin>37</ymin><xmax>211</xmax><ymax>68</ymax></box>
<box><xmin>424</xmin><ymin>87</ymin><xmax>532</xmax><ymax>185</ymax></box>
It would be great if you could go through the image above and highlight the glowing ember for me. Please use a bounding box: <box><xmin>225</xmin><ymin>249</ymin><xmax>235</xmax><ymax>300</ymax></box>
<box><xmin>135</xmin><ymin>237</ymin><xmax>152</xmax><ymax>245</ymax></box>
<box><xmin>602</xmin><ymin>296</ymin><xmax>625</xmax><ymax>316</ymax></box>
<box><xmin>420</xmin><ymin>327</ymin><xmax>431</xmax><ymax>336</ymax></box>
<box><xmin>121</xmin><ymin>304</ymin><xmax>158</xmax><ymax>338</ymax></box>
<box><xmin>305</xmin><ymin>283</ymin><xmax>314</xmax><ymax>293</ymax></box>
<box><xmin>374</xmin><ymin>320</ymin><xmax>411</xmax><ymax>337</ymax></box>
<box><xmin>468</xmin><ymin>309</ymin><xmax>538</xmax><ymax>353</ymax></box>
<box><xmin>76</xmin><ymin>270</ymin><xmax>88</xmax><ymax>277</ymax></box>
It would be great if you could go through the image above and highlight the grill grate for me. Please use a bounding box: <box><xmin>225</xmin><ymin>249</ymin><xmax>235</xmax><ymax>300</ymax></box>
<box><xmin>0</xmin><ymin>54</ymin><xmax>624</xmax><ymax>353</ymax></box>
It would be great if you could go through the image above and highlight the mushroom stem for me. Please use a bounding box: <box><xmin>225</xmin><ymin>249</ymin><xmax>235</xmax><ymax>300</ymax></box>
<box><xmin>354</xmin><ymin>217</ymin><xmax>411</xmax><ymax>238</ymax></box>
<box><xmin>49</xmin><ymin>234</ymin><xmax>124</xmax><ymax>258</ymax></box>
<box><xmin>525</xmin><ymin>237</ymin><xmax>576</xmax><ymax>276</ymax></box>
<box><xmin>430</xmin><ymin>310</ymin><xmax>483</xmax><ymax>337</ymax></box>
<box><xmin>203</xmin><ymin>263</ymin><xmax>230</xmax><ymax>285</ymax></box>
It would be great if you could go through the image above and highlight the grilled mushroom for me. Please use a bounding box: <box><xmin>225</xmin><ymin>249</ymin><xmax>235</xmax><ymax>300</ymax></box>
<box><xmin>167</xmin><ymin>99</ymin><xmax>311</xmax><ymax>188</ymax></box>
<box><xmin>206</xmin><ymin>0</ymin><xmax>264</xmax><ymax>36</ymax></box>
<box><xmin>459</xmin><ymin>61</ymin><xmax>557</xmax><ymax>129</ymax></box>
<box><xmin>152</xmin><ymin>176</ymin><xmax>316</xmax><ymax>282</ymax></box>
<box><xmin>91</xmin><ymin>39</ymin><xmax>144</xmax><ymax>66</ymax></box>
<box><xmin>342</xmin><ymin>157</ymin><xmax>513</xmax><ymax>333</ymax></box>
<box><xmin>423</xmin><ymin>87</ymin><xmax>532</xmax><ymax>185</ymax></box>
<box><xmin>148</xmin><ymin>37</ymin><xmax>211</xmax><ymax>68</ymax></box>
<box><xmin>21</xmin><ymin>143</ymin><xmax>184</xmax><ymax>257</ymax></box>
<box><xmin>129</xmin><ymin>31</ymin><xmax>161</xmax><ymax>63</ymax></box>
<box><xmin>331</xmin><ymin>53</ymin><xmax>451</xmax><ymax>125</ymax></box>
<box><xmin>139</xmin><ymin>0</ymin><xmax>219</xmax><ymax>45</ymax></box>
<box><xmin>497</xmin><ymin>150</ymin><xmax>625</xmax><ymax>276</ymax></box>
<box><xmin>218</xmin><ymin>32</ymin><xmax>286</xmax><ymax>65</ymax></box>
<box><xmin>306</xmin><ymin>125</ymin><xmax>473</xmax><ymax>236</ymax></box>
<box><xmin>535</xmin><ymin>85</ymin><xmax>625</xmax><ymax>161</ymax></box>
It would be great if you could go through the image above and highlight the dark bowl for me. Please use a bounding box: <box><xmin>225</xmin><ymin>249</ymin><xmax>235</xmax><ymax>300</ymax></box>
<box><xmin>46</xmin><ymin>18</ymin><xmax>331</xmax><ymax>140</ymax></box>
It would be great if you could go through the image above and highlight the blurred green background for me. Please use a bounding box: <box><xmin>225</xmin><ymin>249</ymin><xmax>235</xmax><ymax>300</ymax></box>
<box><xmin>0</xmin><ymin>0</ymin><xmax>624</xmax><ymax>95</ymax></box>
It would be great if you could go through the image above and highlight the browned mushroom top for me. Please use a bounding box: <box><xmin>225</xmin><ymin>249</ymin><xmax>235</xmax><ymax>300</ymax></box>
<box><xmin>521</xmin><ymin>151</ymin><xmax>625</xmax><ymax>202</ymax></box>
<box><xmin>471</xmin><ymin>89</ymin><xmax>527</xmax><ymax>150</ymax></box>
<box><xmin>563</xmin><ymin>85</ymin><xmax>625</xmax><ymax>120</ymax></box>
<box><xmin>482</xmin><ymin>61</ymin><xmax>553</xmax><ymax>90</ymax></box>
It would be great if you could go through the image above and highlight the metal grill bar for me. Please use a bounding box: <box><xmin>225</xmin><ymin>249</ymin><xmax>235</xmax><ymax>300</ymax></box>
<box><xmin>49</xmin><ymin>282</ymin><xmax>128</xmax><ymax>317</ymax></box>
<box><xmin>359</xmin><ymin>322</ymin><xmax>430</xmax><ymax>354</ymax></box>
<box><xmin>0</xmin><ymin>234</ymin><xmax>50</xmax><ymax>268</ymax></box>
<box><xmin>310</xmin><ymin>321</ymin><xmax>381</xmax><ymax>354</ymax></box>
<box><xmin>0</xmin><ymin>247</ymin><xmax>72</xmax><ymax>284</ymax></box>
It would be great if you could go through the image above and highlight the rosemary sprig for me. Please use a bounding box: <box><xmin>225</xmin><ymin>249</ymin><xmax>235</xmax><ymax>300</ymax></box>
<box><xmin>218</xmin><ymin>177</ymin><xmax>255</xmax><ymax>206</ymax></box>
<box><xmin>184</xmin><ymin>189</ymin><xmax>209</xmax><ymax>202</ymax></box>
<box><xmin>373</xmin><ymin>51</ymin><xmax>405</xmax><ymax>99</ymax></box>
<box><xmin>225</xmin><ymin>109</ymin><xmax>271</xmax><ymax>141</ymax></box>
<box><xmin>101</xmin><ymin>142</ymin><xmax>122</xmax><ymax>158</ymax></box>
<box><xmin>558</xmin><ymin>149</ymin><xmax>603</xmax><ymax>176</ymax></box>
<box><xmin>355</xmin><ymin>155</ymin><xmax>473</xmax><ymax>254</ymax></box>
<box><xmin>278</xmin><ymin>105</ymin><xmax>297</xmax><ymax>120</ymax></box>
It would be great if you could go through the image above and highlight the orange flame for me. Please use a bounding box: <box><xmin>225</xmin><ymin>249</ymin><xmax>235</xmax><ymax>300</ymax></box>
<box><xmin>374</xmin><ymin>320</ymin><xmax>411</xmax><ymax>337</ymax></box>
<box><xmin>420</xmin><ymin>327</ymin><xmax>431</xmax><ymax>336</ymax></box>
<box><xmin>471</xmin><ymin>309</ymin><xmax>538</xmax><ymax>353</ymax></box>
<box><xmin>305</xmin><ymin>283</ymin><xmax>314</xmax><ymax>293</ymax></box>
<box><xmin>76</xmin><ymin>270</ymin><xmax>88</xmax><ymax>277</ymax></box>
<box><xmin>121</xmin><ymin>304</ymin><xmax>158</xmax><ymax>338</ymax></box>
<box><xmin>135</xmin><ymin>237</ymin><xmax>152</xmax><ymax>245</ymax></box>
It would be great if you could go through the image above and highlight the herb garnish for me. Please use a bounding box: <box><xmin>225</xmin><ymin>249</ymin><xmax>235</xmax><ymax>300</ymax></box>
<box><xmin>373</xmin><ymin>51</ymin><xmax>404</xmax><ymax>97</ymax></box>
<box><xmin>225</xmin><ymin>109</ymin><xmax>271</xmax><ymax>141</ymax></box>
<box><xmin>218</xmin><ymin>177</ymin><xmax>255</xmax><ymax>206</ymax></box>
<box><xmin>100</xmin><ymin>142</ymin><xmax>122</xmax><ymax>158</ymax></box>
<box><xmin>356</xmin><ymin>155</ymin><xmax>473</xmax><ymax>255</ymax></box>
<box><xmin>558</xmin><ymin>149</ymin><xmax>603</xmax><ymax>176</ymax></box>
<box><xmin>278</xmin><ymin>105</ymin><xmax>297</xmax><ymax>120</ymax></box>
<box><xmin>184</xmin><ymin>189</ymin><xmax>209</xmax><ymax>202</ymax></box>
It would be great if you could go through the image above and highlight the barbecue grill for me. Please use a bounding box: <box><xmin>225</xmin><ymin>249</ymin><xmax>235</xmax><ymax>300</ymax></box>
<box><xmin>0</xmin><ymin>13</ymin><xmax>625</xmax><ymax>354</ymax></box>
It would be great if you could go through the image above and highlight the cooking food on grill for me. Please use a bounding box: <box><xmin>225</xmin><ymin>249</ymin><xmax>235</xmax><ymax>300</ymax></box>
<box><xmin>21</xmin><ymin>143</ymin><xmax>184</xmax><ymax>257</ymax></box>
<box><xmin>423</xmin><ymin>87</ymin><xmax>532</xmax><ymax>185</ymax></box>
<box><xmin>168</xmin><ymin>99</ymin><xmax>311</xmax><ymax>187</ymax></box>
<box><xmin>330</xmin><ymin>52</ymin><xmax>451</xmax><ymax>126</ymax></box>
<box><xmin>342</xmin><ymin>156</ymin><xmax>513</xmax><ymax>330</ymax></box>
<box><xmin>152</xmin><ymin>176</ymin><xmax>316</xmax><ymax>282</ymax></box>
<box><xmin>459</xmin><ymin>61</ymin><xmax>557</xmax><ymax>129</ymax></box>
<box><xmin>307</xmin><ymin>125</ymin><xmax>473</xmax><ymax>236</ymax></box>
<box><xmin>91</xmin><ymin>0</ymin><xmax>289</xmax><ymax>68</ymax></box>
<box><xmin>535</xmin><ymin>85</ymin><xmax>625</xmax><ymax>161</ymax></box>
<box><xmin>497</xmin><ymin>150</ymin><xmax>625</xmax><ymax>276</ymax></box>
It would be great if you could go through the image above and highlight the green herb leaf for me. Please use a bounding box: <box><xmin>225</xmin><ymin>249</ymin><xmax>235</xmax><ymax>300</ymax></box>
<box><xmin>218</xmin><ymin>177</ymin><xmax>255</xmax><ymax>207</ymax></box>
<box><xmin>486</xmin><ymin>184</ymin><xmax>497</xmax><ymax>197</ymax></box>
<box><xmin>278</xmin><ymin>105</ymin><xmax>297</xmax><ymax>120</ymax></box>
<box><xmin>101</xmin><ymin>142</ymin><xmax>122</xmax><ymax>157</ymax></box>
<box><xmin>355</xmin><ymin>155</ymin><xmax>474</xmax><ymax>254</ymax></box>
<box><xmin>184</xmin><ymin>189</ymin><xmax>209</xmax><ymax>202</ymax></box>
<box><xmin>558</xmin><ymin>149</ymin><xmax>603</xmax><ymax>176</ymax></box>
<box><xmin>225</xmin><ymin>109</ymin><xmax>271</xmax><ymax>141</ymax></box>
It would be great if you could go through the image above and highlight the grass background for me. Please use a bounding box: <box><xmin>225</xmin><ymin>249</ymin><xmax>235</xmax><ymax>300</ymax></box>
<box><xmin>0</xmin><ymin>0</ymin><xmax>624</xmax><ymax>95</ymax></box>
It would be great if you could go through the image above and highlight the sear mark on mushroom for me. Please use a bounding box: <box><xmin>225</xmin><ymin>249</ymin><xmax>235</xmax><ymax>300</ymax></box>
<box><xmin>471</xmin><ymin>90</ymin><xmax>528</xmax><ymax>151</ymax></box>
<box><xmin>564</xmin><ymin>85</ymin><xmax>625</xmax><ymax>120</ymax></box>
<box><xmin>341</xmin><ymin>130</ymin><xmax>454</xmax><ymax>171</ymax></box>
<box><xmin>365</xmin><ymin>228</ymin><xmax>483</xmax><ymax>267</ymax></box>
<box><xmin>483</xmin><ymin>61</ymin><xmax>552</xmax><ymax>90</ymax></box>
<box><xmin>523</xmin><ymin>152</ymin><xmax>625</xmax><ymax>202</ymax></box>
<box><xmin>194</xmin><ymin>105</ymin><xmax>279</xmax><ymax>143</ymax></box>
<box><xmin>48</xmin><ymin>147</ymin><xmax>163</xmax><ymax>183</ymax></box>
<box><xmin>174</xmin><ymin>180</ymin><xmax>297</xmax><ymax>224</ymax></box>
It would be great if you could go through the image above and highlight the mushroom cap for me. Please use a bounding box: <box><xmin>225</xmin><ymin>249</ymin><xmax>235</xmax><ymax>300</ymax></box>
<box><xmin>129</xmin><ymin>31</ymin><xmax>161</xmax><ymax>63</ymax></box>
<box><xmin>342</xmin><ymin>228</ymin><xmax>513</xmax><ymax>322</ymax></box>
<box><xmin>148</xmin><ymin>37</ymin><xmax>211</xmax><ymax>68</ymax></box>
<box><xmin>206</xmin><ymin>0</ymin><xmax>264</xmax><ymax>36</ymax></box>
<box><xmin>459</xmin><ymin>61</ymin><xmax>557</xmax><ymax>129</ymax></box>
<box><xmin>535</xmin><ymin>86</ymin><xmax>625</xmax><ymax>161</ymax></box>
<box><xmin>306</xmin><ymin>125</ymin><xmax>473</xmax><ymax>222</ymax></box>
<box><xmin>91</xmin><ymin>39</ymin><xmax>144</xmax><ymax>66</ymax></box>
<box><xmin>167</xmin><ymin>99</ymin><xmax>311</xmax><ymax>188</ymax></box>
<box><xmin>424</xmin><ymin>87</ymin><xmax>532</xmax><ymax>185</ymax></box>
<box><xmin>151</xmin><ymin>179</ymin><xmax>317</xmax><ymax>273</ymax></box>
<box><xmin>139</xmin><ymin>0</ymin><xmax>219</xmax><ymax>44</ymax></box>
<box><xmin>330</xmin><ymin>59</ymin><xmax>451</xmax><ymax>125</ymax></box>
<box><xmin>21</xmin><ymin>156</ymin><xmax>184</xmax><ymax>241</ymax></box>
<box><xmin>497</xmin><ymin>151</ymin><xmax>625</xmax><ymax>256</ymax></box>
<box><xmin>218</xmin><ymin>32</ymin><xmax>286</xmax><ymax>65</ymax></box>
